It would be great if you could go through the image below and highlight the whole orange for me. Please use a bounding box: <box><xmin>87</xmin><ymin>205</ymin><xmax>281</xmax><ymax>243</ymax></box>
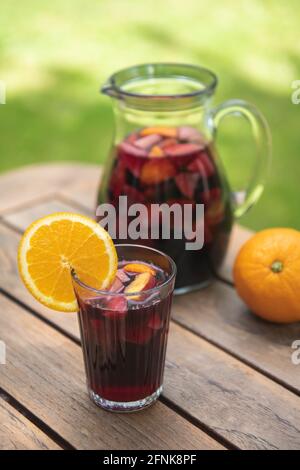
<box><xmin>233</xmin><ymin>228</ymin><xmax>300</xmax><ymax>323</ymax></box>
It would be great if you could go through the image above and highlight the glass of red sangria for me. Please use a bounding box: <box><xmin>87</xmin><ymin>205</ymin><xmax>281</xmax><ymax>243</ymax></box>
<box><xmin>72</xmin><ymin>244</ymin><xmax>176</xmax><ymax>412</ymax></box>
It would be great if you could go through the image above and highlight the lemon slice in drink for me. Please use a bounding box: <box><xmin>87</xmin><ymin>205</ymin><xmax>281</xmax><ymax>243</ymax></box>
<box><xmin>18</xmin><ymin>213</ymin><xmax>117</xmax><ymax>312</ymax></box>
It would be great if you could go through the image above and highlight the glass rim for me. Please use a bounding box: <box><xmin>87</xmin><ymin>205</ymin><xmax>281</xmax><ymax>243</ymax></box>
<box><xmin>71</xmin><ymin>243</ymin><xmax>177</xmax><ymax>297</ymax></box>
<box><xmin>102</xmin><ymin>62</ymin><xmax>218</xmax><ymax>100</ymax></box>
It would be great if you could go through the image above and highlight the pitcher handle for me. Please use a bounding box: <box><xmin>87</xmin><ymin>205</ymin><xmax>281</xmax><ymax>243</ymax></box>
<box><xmin>206</xmin><ymin>99</ymin><xmax>272</xmax><ymax>218</ymax></box>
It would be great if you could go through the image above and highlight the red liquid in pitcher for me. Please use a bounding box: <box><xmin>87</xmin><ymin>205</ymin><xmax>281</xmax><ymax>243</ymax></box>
<box><xmin>98</xmin><ymin>126</ymin><xmax>233</xmax><ymax>291</ymax></box>
<box><xmin>77</xmin><ymin>261</ymin><xmax>172</xmax><ymax>403</ymax></box>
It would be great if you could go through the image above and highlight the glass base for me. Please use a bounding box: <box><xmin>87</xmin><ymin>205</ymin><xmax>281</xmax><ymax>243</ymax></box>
<box><xmin>89</xmin><ymin>385</ymin><xmax>163</xmax><ymax>412</ymax></box>
<box><xmin>174</xmin><ymin>278</ymin><xmax>211</xmax><ymax>295</ymax></box>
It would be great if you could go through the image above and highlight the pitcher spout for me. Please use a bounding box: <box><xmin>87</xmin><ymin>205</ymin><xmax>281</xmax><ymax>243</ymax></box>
<box><xmin>101</xmin><ymin>83</ymin><xmax>121</xmax><ymax>99</ymax></box>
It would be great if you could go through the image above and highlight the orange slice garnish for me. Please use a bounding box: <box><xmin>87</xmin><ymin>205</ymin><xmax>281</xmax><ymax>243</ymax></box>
<box><xmin>18</xmin><ymin>213</ymin><xmax>118</xmax><ymax>312</ymax></box>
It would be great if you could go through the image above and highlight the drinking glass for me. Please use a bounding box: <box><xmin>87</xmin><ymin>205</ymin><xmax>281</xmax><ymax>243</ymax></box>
<box><xmin>72</xmin><ymin>244</ymin><xmax>176</xmax><ymax>412</ymax></box>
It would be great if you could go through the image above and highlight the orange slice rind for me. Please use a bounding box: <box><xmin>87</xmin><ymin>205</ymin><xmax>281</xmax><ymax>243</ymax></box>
<box><xmin>124</xmin><ymin>263</ymin><xmax>156</xmax><ymax>276</ymax></box>
<box><xmin>140</xmin><ymin>126</ymin><xmax>177</xmax><ymax>138</ymax></box>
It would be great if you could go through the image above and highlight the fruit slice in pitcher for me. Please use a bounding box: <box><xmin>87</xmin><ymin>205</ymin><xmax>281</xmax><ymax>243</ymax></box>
<box><xmin>188</xmin><ymin>152</ymin><xmax>215</xmax><ymax>177</ymax></box>
<box><xmin>140</xmin><ymin>126</ymin><xmax>177</xmax><ymax>138</ymax></box>
<box><xmin>140</xmin><ymin>159</ymin><xmax>176</xmax><ymax>184</ymax></box>
<box><xmin>165</xmin><ymin>143</ymin><xmax>203</xmax><ymax>157</ymax></box>
<box><xmin>149</xmin><ymin>145</ymin><xmax>164</xmax><ymax>157</ymax></box>
<box><xmin>119</xmin><ymin>141</ymin><xmax>147</xmax><ymax>158</ymax></box>
<box><xmin>160</xmin><ymin>138</ymin><xmax>178</xmax><ymax>150</ymax></box>
<box><xmin>134</xmin><ymin>134</ymin><xmax>161</xmax><ymax>149</ymax></box>
<box><xmin>178</xmin><ymin>126</ymin><xmax>206</xmax><ymax>143</ymax></box>
<box><xmin>175</xmin><ymin>172</ymin><xmax>200</xmax><ymax>199</ymax></box>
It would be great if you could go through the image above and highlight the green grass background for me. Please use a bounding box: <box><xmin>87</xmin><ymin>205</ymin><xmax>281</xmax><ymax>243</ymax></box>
<box><xmin>0</xmin><ymin>0</ymin><xmax>299</xmax><ymax>230</ymax></box>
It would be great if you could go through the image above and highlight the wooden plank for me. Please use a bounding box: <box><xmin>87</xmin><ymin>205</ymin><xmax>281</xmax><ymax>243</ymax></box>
<box><xmin>0</xmin><ymin>295</ymin><xmax>222</xmax><ymax>450</ymax></box>
<box><xmin>1</xmin><ymin>294</ymin><xmax>300</xmax><ymax>449</ymax></box>
<box><xmin>0</xmin><ymin>398</ymin><xmax>60</xmax><ymax>450</ymax></box>
<box><xmin>172</xmin><ymin>283</ymin><xmax>300</xmax><ymax>394</ymax></box>
<box><xmin>0</xmin><ymin>163</ymin><xmax>99</xmax><ymax>214</ymax></box>
<box><xmin>216</xmin><ymin>225</ymin><xmax>253</xmax><ymax>283</ymax></box>
<box><xmin>2</xmin><ymin>200</ymin><xmax>299</xmax><ymax>394</ymax></box>
<box><xmin>59</xmin><ymin>167</ymin><xmax>101</xmax><ymax>212</ymax></box>
<box><xmin>166</xmin><ymin>324</ymin><xmax>300</xmax><ymax>450</ymax></box>
<box><xmin>3</xmin><ymin>198</ymin><xmax>90</xmax><ymax>232</ymax></box>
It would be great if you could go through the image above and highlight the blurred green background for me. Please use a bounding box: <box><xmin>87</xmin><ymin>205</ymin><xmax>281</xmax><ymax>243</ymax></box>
<box><xmin>0</xmin><ymin>0</ymin><xmax>299</xmax><ymax>230</ymax></box>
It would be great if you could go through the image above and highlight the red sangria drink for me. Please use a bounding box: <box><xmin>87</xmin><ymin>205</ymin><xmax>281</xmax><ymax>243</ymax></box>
<box><xmin>98</xmin><ymin>126</ymin><xmax>233</xmax><ymax>293</ymax></box>
<box><xmin>72</xmin><ymin>244</ymin><xmax>176</xmax><ymax>412</ymax></box>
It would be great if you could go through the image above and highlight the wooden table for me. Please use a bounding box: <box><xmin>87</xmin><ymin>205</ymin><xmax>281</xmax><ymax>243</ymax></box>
<box><xmin>0</xmin><ymin>163</ymin><xmax>299</xmax><ymax>451</ymax></box>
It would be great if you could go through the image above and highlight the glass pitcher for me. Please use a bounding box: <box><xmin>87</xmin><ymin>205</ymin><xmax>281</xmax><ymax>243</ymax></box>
<box><xmin>97</xmin><ymin>63</ymin><xmax>271</xmax><ymax>294</ymax></box>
